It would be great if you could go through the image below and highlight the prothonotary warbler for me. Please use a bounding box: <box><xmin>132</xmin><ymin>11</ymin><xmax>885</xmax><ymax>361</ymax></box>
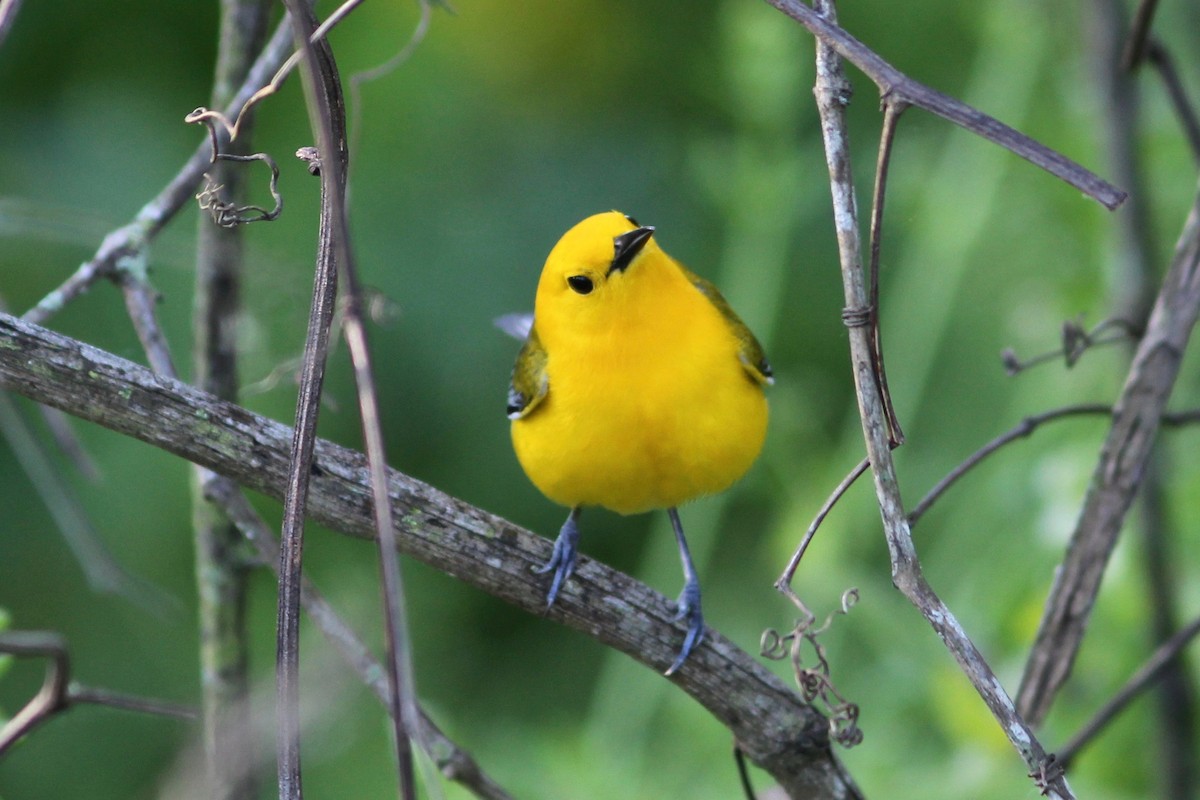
<box><xmin>506</xmin><ymin>211</ymin><xmax>772</xmax><ymax>675</ymax></box>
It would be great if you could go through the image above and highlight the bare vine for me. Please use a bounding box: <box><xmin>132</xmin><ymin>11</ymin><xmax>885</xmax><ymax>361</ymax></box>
<box><xmin>762</xmin><ymin>589</ymin><xmax>862</xmax><ymax>748</ymax></box>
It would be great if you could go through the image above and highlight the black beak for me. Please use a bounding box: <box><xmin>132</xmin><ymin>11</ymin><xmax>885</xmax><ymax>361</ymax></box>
<box><xmin>608</xmin><ymin>225</ymin><xmax>655</xmax><ymax>275</ymax></box>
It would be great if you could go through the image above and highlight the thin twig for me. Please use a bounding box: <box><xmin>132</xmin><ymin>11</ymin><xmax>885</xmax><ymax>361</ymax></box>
<box><xmin>733</xmin><ymin>745</ymin><xmax>756</xmax><ymax>800</ymax></box>
<box><xmin>184</xmin><ymin>0</ymin><xmax>366</xmax><ymax>146</ymax></box>
<box><xmin>1135</xmin><ymin>460</ymin><xmax>1198</xmax><ymax>797</ymax></box>
<box><xmin>193</xmin><ymin>151</ymin><xmax>283</xmax><ymax>226</ymax></box>
<box><xmin>867</xmin><ymin>99</ymin><xmax>906</xmax><ymax>446</ymax></box>
<box><xmin>347</xmin><ymin>0</ymin><xmax>435</xmax><ymax>183</ymax></box>
<box><xmin>0</xmin><ymin>392</ymin><xmax>166</xmax><ymax>609</ymax></box>
<box><xmin>763</xmin><ymin>0</ymin><xmax>1126</xmax><ymax>210</ymax></box>
<box><xmin>282</xmin><ymin>1</ymin><xmax>419</xmax><ymax>797</ymax></box>
<box><xmin>270</xmin><ymin>9</ymin><xmax>350</xmax><ymax>796</ymax></box>
<box><xmin>118</xmin><ymin>273</ymin><xmax>178</xmax><ymax>378</ymax></box>
<box><xmin>1057</xmin><ymin>612</ymin><xmax>1200</xmax><ymax>767</ymax></box>
<box><xmin>907</xmin><ymin>403</ymin><xmax>1200</xmax><ymax>530</ymax></box>
<box><xmin>808</xmin><ymin>1</ymin><xmax>1071</xmax><ymax>795</ymax></box>
<box><xmin>1090</xmin><ymin>3</ymin><xmax>1196</xmax><ymax>792</ymax></box>
<box><xmin>0</xmin><ymin>631</ymin><xmax>195</xmax><ymax>757</ymax></box>
<box><xmin>908</xmin><ymin>404</ymin><xmax>1114</xmax><ymax>527</ymax></box>
<box><xmin>763</xmin><ymin>589</ymin><xmax>862</xmax><ymax>748</ymax></box>
<box><xmin>68</xmin><ymin>684</ymin><xmax>197</xmax><ymax>721</ymax></box>
<box><xmin>776</xmin><ymin>457</ymin><xmax>869</xmax><ymax>592</ymax></box>
<box><xmin>1001</xmin><ymin>316</ymin><xmax>1140</xmax><ymax>375</ymax></box>
<box><xmin>274</xmin><ymin>123</ymin><xmax>339</xmax><ymax>800</ymax></box>
<box><xmin>0</xmin><ymin>631</ymin><xmax>71</xmax><ymax>756</ymax></box>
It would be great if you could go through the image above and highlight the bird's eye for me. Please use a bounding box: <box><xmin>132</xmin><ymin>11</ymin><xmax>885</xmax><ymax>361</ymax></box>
<box><xmin>567</xmin><ymin>275</ymin><xmax>594</xmax><ymax>295</ymax></box>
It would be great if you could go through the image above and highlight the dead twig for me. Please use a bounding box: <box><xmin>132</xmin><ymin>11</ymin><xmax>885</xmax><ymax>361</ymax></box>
<box><xmin>347</xmin><ymin>0</ymin><xmax>435</xmax><ymax>182</ymax></box>
<box><xmin>908</xmin><ymin>404</ymin><xmax>1113</xmax><ymax>527</ymax></box>
<box><xmin>184</xmin><ymin>0</ymin><xmax>366</xmax><ymax>146</ymax></box>
<box><xmin>1001</xmin><ymin>316</ymin><xmax>1139</xmax><ymax>376</ymax></box>
<box><xmin>191</xmin><ymin>1</ymin><xmax>272</xmax><ymax>796</ymax></box>
<box><xmin>866</xmin><ymin>99</ymin><xmax>906</xmax><ymax>446</ymax></box>
<box><xmin>0</xmin><ymin>631</ymin><xmax>196</xmax><ymax>758</ymax></box>
<box><xmin>776</xmin><ymin>457</ymin><xmax>868</xmax><ymax>592</ymax></box>
<box><xmin>1089</xmin><ymin>4</ymin><xmax>1196</xmax><ymax>792</ymax></box>
<box><xmin>192</xmin><ymin>150</ymin><xmax>283</xmax><ymax>226</ymax></box>
<box><xmin>0</xmin><ymin>391</ymin><xmax>167</xmax><ymax>610</ymax></box>
<box><xmin>907</xmin><ymin>402</ymin><xmax>1200</xmax><ymax>530</ymax></box>
<box><xmin>279</xmin><ymin>1</ymin><xmax>420</xmax><ymax>796</ymax></box>
<box><xmin>1120</xmin><ymin>0</ymin><xmax>1160</xmax><ymax>69</ymax></box>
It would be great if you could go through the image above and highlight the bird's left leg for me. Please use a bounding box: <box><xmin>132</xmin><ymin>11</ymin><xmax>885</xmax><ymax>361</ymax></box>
<box><xmin>535</xmin><ymin>506</ymin><xmax>582</xmax><ymax>607</ymax></box>
<box><xmin>665</xmin><ymin>507</ymin><xmax>704</xmax><ymax>675</ymax></box>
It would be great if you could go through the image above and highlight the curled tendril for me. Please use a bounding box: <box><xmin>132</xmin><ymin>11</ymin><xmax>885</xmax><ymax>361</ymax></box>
<box><xmin>761</xmin><ymin>588</ymin><xmax>862</xmax><ymax>748</ymax></box>
<box><xmin>193</xmin><ymin>151</ymin><xmax>282</xmax><ymax>228</ymax></box>
<box><xmin>839</xmin><ymin>587</ymin><xmax>859</xmax><ymax>614</ymax></box>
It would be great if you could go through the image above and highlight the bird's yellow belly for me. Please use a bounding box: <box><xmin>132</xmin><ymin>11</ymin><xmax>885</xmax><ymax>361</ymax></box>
<box><xmin>511</xmin><ymin>346</ymin><xmax>767</xmax><ymax>515</ymax></box>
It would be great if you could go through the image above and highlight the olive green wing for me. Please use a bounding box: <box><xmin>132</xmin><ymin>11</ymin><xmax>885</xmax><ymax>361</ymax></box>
<box><xmin>685</xmin><ymin>267</ymin><xmax>774</xmax><ymax>386</ymax></box>
<box><xmin>507</xmin><ymin>324</ymin><xmax>549</xmax><ymax>420</ymax></box>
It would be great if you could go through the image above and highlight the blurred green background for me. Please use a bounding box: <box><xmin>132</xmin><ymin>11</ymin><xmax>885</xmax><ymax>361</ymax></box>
<box><xmin>2</xmin><ymin>0</ymin><xmax>1199</xmax><ymax>798</ymax></box>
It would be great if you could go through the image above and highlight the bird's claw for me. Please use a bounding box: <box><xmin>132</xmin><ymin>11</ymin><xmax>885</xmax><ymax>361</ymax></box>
<box><xmin>665</xmin><ymin>581</ymin><xmax>705</xmax><ymax>676</ymax></box>
<box><xmin>535</xmin><ymin>510</ymin><xmax>580</xmax><ymax>608</ymax></box>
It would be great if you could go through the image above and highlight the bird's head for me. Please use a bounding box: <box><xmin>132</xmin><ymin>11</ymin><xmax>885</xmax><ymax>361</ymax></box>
<box><xmin>534</xmin><ymin>211</ymin><xmax>665</xmax><ymax>339</ymax></box>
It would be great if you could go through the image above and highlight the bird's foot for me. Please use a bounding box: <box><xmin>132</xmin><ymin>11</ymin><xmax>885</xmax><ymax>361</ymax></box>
<box><xmin>665</xmin><ymin>579</ymin><xmax>705</xmax><ymax>676</ymax></box>
<box><xmin>534</xmin><ymin>509</ymin><xmax>581</xmax><ymax>608</ymax></box>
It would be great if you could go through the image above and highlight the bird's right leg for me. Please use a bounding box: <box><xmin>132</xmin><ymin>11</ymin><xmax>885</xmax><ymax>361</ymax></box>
<box><xmin>534</xmin><ymin>506</ymin><xmax>582</xmax><ymax>607</ymax></box>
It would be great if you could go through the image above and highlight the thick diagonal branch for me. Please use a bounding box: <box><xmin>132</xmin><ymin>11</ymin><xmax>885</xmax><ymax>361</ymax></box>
<box><xmin>0</xmin><ymin>311</ymin><xmax>860</xmax><ymax>800</ymax></box>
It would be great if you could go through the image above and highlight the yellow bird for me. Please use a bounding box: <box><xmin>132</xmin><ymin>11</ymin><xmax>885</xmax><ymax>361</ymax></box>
<box><xmin>507</xmin><ymin>211</ymin><xmax>772</xmax><ymax>674</ymax></box>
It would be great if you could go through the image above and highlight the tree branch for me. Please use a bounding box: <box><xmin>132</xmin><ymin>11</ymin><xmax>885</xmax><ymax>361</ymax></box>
<box><xmin>1016</xmin><ymin>185</ymin><xmax>1200</xmax><ymax>726</ymax></box>
<box><xmin>807</xmin><ymin>1</ymin><xmax>1069</xmax><ymax>795</ymax></box>
<box><xmin>763</xmin><ymin>0</ymin><xmax>1126</xmax><ymax>210</ymax></box>
<box><xmin>271</xmin><ymin>26</ymin><xmax>343</xmax><ymax>800</ymax></box>
<box><xmin>0</xmin><ymin>311</ymin><xmax>860</xmax><ymax>800</ymax></box>
<box><xmin>191</xmin><ymin>1</ymin><xmax>272</xmax><ymax>797</ymax></box>
<box><xmin>280</xmin><ymin>2</ymin><xmax>419</xmax><ymax>796</ymax></box>
<box><xmin>1089</xmin><ymin>1</ymin><xmax>1197</xmax><ymax>792</ymax></box>
<box><xmin>203</xmin><ymin>477</ymin><xmax>515</xmax><ymax>800</ymax></box>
